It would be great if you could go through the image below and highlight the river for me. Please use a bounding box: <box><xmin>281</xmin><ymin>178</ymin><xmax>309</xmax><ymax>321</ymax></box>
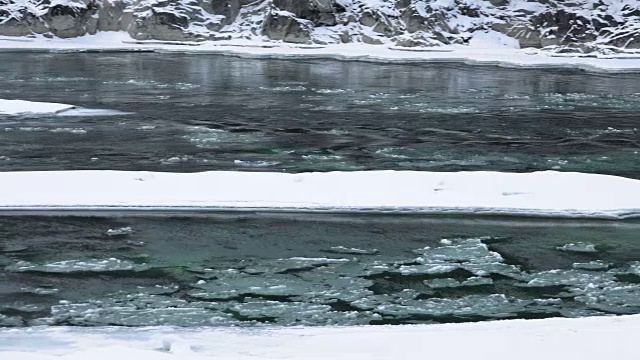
<box><xmin>0</xmin><ymin>53</ymin><xmax>639</xmax><ymax>327</ymax></box>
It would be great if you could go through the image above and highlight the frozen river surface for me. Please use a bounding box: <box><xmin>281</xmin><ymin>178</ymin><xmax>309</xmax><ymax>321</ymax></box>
<box><xmin>2</xmin><ymin>214</ymin><xmax>640</xmax><ymax>327</ymax></box>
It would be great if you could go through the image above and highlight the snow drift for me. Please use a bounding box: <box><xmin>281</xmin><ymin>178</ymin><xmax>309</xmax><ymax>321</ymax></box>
<box><xmin>2</xmin><ymin>314</ymin><xmax>640</xmax><ymax>359</ymax></box>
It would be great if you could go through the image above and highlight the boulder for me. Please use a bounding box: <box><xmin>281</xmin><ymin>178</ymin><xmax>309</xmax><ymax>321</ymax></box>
<box><xmin>128</xmin><ymin>0</ymin><xmax>225</xmax><ymax>41</ymax></box>
<box><xmin>272</xmin><ymin>0</ymin><xmax>336</xmax><ymax>26</ymax></box>
<box><xmin>492</xmin><ymin>22</ymin><xmax>543</xmax><ymax>48</ymax></box>
<box><xmin>0</xmin><ymin>0</ymin><xmax>98</xmax><ymax>38</ymax></box>
<box><xmin>43</xmin><ymin>1</ymin><xmax>100</xmax><ymax>37</ymax></box>
<box><xmin>129</xmin><ymin>8</ymin><xmax>194</xmax><ymax>41</ymax></box>
<box><xmin>263</xmin><ymin>9</ymin><xmax>313</xmax><ymax>43</ymax></box>
<box><xmin>97</xmin><ymin>0</ymin><xmax>134</xmax><ymax>32</ymax></box>
<box><xmin>0</xmin><ymin>12</ymin><xmax>48</xmax><ymax>37</ymax></box>
<box><xmin>207</xmin><ymin>0</ymin><xmax>256</xmax><ymax>25</ymax></box>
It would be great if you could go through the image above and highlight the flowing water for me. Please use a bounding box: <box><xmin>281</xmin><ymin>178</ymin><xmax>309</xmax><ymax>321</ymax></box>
<box><xmin>0</xmin><ymin>53</ymin><xmax>638</xmax><ymax>176</ymax></box>
<box><xmin>0</xmin><ymin>52</ymin><xmax>639</xmax><ymax>327</ymax></box>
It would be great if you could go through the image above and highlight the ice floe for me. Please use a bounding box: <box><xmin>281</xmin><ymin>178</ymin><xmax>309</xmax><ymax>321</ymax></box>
<box><xmin>0</xmin><ymin>98</ymin><xmax>130</xmax><ymax>116</ymax></box>
<box><xmin>0</xmin><ymin>170</ymin><xmax>638</xmax><ymax>219</ymax></box>
<box><xmin>0</xmin><ymin>99</ymin><xmax>74</xmax><ymax>115</ymax></box>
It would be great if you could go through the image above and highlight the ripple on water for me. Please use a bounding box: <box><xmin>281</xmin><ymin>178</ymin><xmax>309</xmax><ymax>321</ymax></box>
<box><xmin>103</xmin><ymin>79</ymin><xmax>200</xmax><ymax>90</ymax></box>
<box><xmin>184</xmin><ymin>126</ymin><xmax>265</xmax><ymax>148</ymax></box>
<box><xmin>233</xmin><ymin>160</ymin><xmax>280</xmax><ymax>167</ymax></box>
<box><xmin>540</xmin><ymin>92</ymin><xmax>640</xmax><ymax>110</ymax></box>
<box><xmin>7</xmin><ymin>258</ymin><xmax>150</xmax><ymax>273</ymax></box>
<box><xmin>259</xmin><ymin>86</ymin><xmax>307</xmax><ymax>92</ymax></box>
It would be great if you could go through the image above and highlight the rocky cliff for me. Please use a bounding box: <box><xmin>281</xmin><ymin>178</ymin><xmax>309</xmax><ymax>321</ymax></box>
<box><xmin>0</xmin><ymin>0</ymin><xmax>638</xmax><ymax>53</ymax></box>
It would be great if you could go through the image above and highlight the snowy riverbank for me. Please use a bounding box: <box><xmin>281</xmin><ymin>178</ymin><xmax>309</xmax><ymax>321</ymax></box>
<box><xmin>2</xmin><ymin>315</ymin><xmax>639</xmax><ymax>360</ymax></box>
<box><xmin>1</xmin><ymin>32</ymin><xmax>640</xmax><ymax>73</ymax></box>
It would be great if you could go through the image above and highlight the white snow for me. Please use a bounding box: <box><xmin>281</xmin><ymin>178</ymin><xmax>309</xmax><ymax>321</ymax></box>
<box><xmin>1</xmin><ymin>315</ymin><xmax>640</xmax><ymax>359</ymax></box>
<box><xmin>1</xmin><ymin>32</ymin><xmax>640</xmax><ymax>72</ymax></box>
<box><xmin>0</xmin><ymin>99</ymin><xmax>75</xmax><ymax>115</ymax></box>
<box><xmin>0</xmin><ymin>170</ymin><xmax>638</xmax><ymax>218</ymax></box>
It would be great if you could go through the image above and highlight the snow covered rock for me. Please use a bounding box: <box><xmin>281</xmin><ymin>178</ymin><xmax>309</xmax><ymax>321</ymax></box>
<box><xmin>263</xmin><ymin>9</ymin><xmax>314</xmax><ymax>43</ymax></box>
<box><xmin>0</xmin><ymin>0</ymin><xmax>99</xmax><ymax>37</ymax></box>
<box><xmin>0</xmin><ymin>0</ymin><xmax>638</xmax><ymax>53</ymax></box>
<box><xmin>128</xmin><ymin>0</ymin><xmax>225</xmax><ymax>41</ymax></box>
<box><xmin>96</xmin><ymin>0</ymin><xmax>133</xmax><ymax>32</ymax></box>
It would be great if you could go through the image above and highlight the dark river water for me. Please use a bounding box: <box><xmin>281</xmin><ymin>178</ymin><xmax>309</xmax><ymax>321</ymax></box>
<box><xmin>0</xmin><ymin>52</ymin><xmax>638</xmax><ymax>176</ymax></box>
<box><xmin>0</xmin><ymin>53</ymin><xmax>639</xmax><ymax>327</ymax></box>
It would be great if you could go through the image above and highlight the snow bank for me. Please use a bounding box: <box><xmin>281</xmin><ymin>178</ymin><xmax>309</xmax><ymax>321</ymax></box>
<box><xmin>1</xmin><ymin>170</ymin><xmax>638</xmax><ymax>218</ymax></box>
<box><xmin>1</xmin><ymin>315</ymin><xmax>639</xmax><ymax>360</ymax></box>
<box><xmin>0</xmin><ymin>99</ymin><xmax>74</xmax><ymax>115</ymax></box>
<box><xmin>1</xmin><ymin>32</ymin><xmax>640</xmax><ymax>72</ymax></box>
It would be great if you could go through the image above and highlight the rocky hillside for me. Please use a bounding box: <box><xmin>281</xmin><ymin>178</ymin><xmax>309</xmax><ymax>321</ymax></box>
<box><xmin>0</xmin><ymin>0</ymin><xmax>639</xmax><ymax>53</ymax></box>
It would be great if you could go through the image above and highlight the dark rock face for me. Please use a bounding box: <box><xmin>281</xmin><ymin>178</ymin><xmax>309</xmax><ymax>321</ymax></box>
<box><xmin>0</xmin><ymin>0</ymin><xmax>638</xmax><ymax>53</ymax></box>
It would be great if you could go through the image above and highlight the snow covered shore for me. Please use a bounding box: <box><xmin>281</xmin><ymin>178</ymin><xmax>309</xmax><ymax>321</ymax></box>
<box><xmin>0</xmin><ymin>170</ymin><xmax>638</xmax><ymax>218</ymax></box>
<box><xmin>1</xmin><ymin>315</ymin><xmax>639</xmax><ymax>360</ymax></box>
<box><xmin>2</xmin><ymin>32</ymin><xmax>640</xmax><ymax>73</ymax></box>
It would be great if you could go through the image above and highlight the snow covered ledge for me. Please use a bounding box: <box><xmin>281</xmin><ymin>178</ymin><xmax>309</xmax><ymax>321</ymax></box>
<box><xmin>1</xmin><ymin>170</ymin><xmax>638</xmax><ymax>218</ymax></box>
<box><xmin>1</xmin><ymin>315</ymin><xmax>639</xmax><ymax>359</ymax></box>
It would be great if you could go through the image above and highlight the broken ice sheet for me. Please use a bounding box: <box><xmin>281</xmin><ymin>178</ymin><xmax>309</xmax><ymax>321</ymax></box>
<box><xmin>51</xmin><ymin>303</ymin><xmax>237</xmax><ymax>326</ymax></box>
<box><xmin>188</xmin><ymin>273</ymin><xmax>312</xmax><ymax>300</ymax></box>
<box><xmin>273</xmin><ymin>257</ymin><xmax>351</xmax><ymax>274</ymax></box>
<box><xmin>350</xmin><ymin>289</ymin><xmax>421</xmax><ymax>310</ymax></box>
<box><xmin>229</xmin><ymin>300</ymin><xmax>378</xmax><ymax>325</ymax></box>
<box><xmin>20</xmin><ymin>287</ymin><xmax>60</xmax><ymax>295</ymax></box>
<box><xmin>373</xmin><ymin>294</ymin><xmax>534</xmax><ymax>319</ymax></box>
<box><xmin>412</xmin><ymin>237</ymin><xmax>504</xmax><ymax>265</ymax></box>
<box><xmin>556</xmin><ymin>242</ymin><xmax>598</xmax><ymax>253</ymax></box>
<box><xmin>519</xmin><ymin>269</ymin><xmax>616</xmax><ymax>289</ymax></box>
<box><xmin>423</xmin><ymin>276</ymin><xmax>493</xmax><ymax>289</ymax></box>
<box><xmin>577</xmin><ymin>284</ymin><xmax>640</xmax><ymax>314</ymax></box>
<box><xmin>106</xmin><ymin>226</ymin><xmax>133</xmax><ymax>236</ymax></box>
<box><xmin>0</xmin><ymin>302</ymin><xmax>46</xmax><ymax>313</ymax></box>
<box><xmin>398</xmin><ymin>237</ymin><xmax>523</xmax><ymax>279</ymax></box>
<box><xmin>290</xmin><ymin>271</ymin><xmax>374</xmax><ymax>304</ymax></box>
<box><xmin>0</xmin><ymin>314</ymin><xmax>23</xmax><ymax>327</ymax></box>
<box><xmin>572</xmin><ymin>260</ymin><xmax>611</xmax><ymax>271</ymax></box>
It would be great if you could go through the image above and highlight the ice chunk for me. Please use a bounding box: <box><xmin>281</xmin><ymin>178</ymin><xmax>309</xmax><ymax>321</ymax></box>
<box><xmin>0</xmin><ymin>98</ymin><xmax>74</xmax><ymax>115</ymax></box>
<box><xmin>573</xmin><ymin>261</ymin><xmax>611</xmax><ymax>271</ymax></box>
<box><xmin>556</xmin><ymin>242</ymin><xmax>598</xmax><ymax>253</ymax></box>
<box><xmin>374</xmin><ymin>294</ymin><xmax>535</xmax><ymax>319</ymax></box>
<box><xmin>326</xmin><ymin>246</ymin><xmax>380</xmax><ymax>255</ymax></box>
<box><xmin>106</xmin><ymin>226</ymin><xmax>134</xmax><ymax>236</ymax></box>
<box><xmin>423</xmin><ymin>277</ymin><xmax>493</xmax><ymax>289</ymax></box>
